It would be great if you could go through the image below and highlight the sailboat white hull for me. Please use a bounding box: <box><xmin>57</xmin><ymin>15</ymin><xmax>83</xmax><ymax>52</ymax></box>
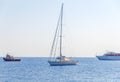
<box><xmin>48</xmin><ymin>60</ymin><xmax>77</xmax><ymax>66</ymax></box>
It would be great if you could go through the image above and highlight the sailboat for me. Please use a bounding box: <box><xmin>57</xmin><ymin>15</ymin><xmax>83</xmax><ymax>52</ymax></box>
<box><xmin>48</xmin><ymin>3</ymin><xmax>78</xmax><ymax>66</ymax></box>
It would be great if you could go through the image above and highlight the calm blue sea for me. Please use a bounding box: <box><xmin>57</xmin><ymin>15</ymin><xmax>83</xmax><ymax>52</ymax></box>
<box><xmin>0</xmin><ymin>57</ymin><xmax>120</xmax><ymax>82</ymax></box>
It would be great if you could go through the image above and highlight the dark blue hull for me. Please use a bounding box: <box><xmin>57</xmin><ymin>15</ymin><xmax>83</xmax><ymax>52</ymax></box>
<box><xmin>3</xmin><ymin>58</ymin><xmax>21</xmax><ymax>61</ymax></box>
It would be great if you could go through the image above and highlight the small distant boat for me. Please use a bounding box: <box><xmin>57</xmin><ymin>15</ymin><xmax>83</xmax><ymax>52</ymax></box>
<box><xmin>96</xmin><ymin>52</ymin><xmax>120</xmax><ymax>60</ymax></box>
<box><xmin>3</xmin><ymin>54</ymin><xmax>21</xmax><ymax>61</ymax></box>
<box><xmin>48</xmin><ymin>3</ymin><xmax>78</xmax><ymax>66</ymax></box>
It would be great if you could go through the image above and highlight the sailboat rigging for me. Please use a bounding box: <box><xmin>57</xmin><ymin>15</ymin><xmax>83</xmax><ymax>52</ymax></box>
<box><xmin>48</xmin><ymin>3</ymin><xmax>78</xmax><ymax>66</ymax></box>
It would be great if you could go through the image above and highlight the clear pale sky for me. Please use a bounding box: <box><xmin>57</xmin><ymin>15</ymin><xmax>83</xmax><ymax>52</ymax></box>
<box><xmin>0</xmin><ymin>0</ymin><xmax>120</xmax><ymax>57</ymax></box>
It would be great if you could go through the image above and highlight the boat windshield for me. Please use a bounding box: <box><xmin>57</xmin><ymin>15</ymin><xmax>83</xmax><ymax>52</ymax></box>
<box><xmin>104</xmin><ymin>52</ymin><xmax>120</xmax><ymax>56</ymax></box>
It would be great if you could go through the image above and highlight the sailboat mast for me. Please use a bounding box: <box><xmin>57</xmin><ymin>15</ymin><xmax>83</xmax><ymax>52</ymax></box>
<box><xmin>60</xmin><ymin>3</ymin><xmax>64</xmax><ymax>57</ymax></box>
